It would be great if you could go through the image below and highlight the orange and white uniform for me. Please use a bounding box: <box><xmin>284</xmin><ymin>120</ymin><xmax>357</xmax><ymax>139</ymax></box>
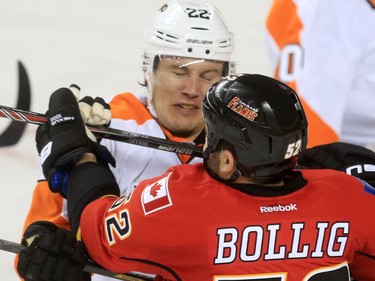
<box><xmin>21</xmin><ymin>92</ymin><xmax>204</xmax><ymax>281</ymax></box>
<box><xmin>266</xmin><ymin>0</ymin><xmax>375</xmax><ymax>149</ymax></box>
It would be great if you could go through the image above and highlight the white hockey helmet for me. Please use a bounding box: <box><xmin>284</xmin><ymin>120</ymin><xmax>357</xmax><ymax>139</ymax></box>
<box><xmin>142</xmin><ymin>0</ymin><xmax>235</xmax><ymax>116</ymax></box>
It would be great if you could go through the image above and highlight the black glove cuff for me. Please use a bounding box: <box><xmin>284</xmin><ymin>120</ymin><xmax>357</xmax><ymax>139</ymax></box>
<box><xmin>90</xmin><ymin>141</ymin><xmax>116</xmax><ymax>168</ymax></box>
<box><xmin>67</xmin><ymin>162</ymin><xmax>120</xmax><ymax>233</ymax></box>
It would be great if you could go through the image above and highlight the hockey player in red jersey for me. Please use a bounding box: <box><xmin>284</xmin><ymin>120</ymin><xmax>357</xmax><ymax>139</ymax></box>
<box><xmin>16</xmin><ymin>73</ymin><xmax>375</xmax><ymax>281</ymax></box>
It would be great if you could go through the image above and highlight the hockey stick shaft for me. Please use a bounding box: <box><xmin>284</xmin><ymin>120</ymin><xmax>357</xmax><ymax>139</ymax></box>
<box><xmin>0</xmin><ymin>105</ymin><xmax>203</xmax><ymax>157</ymax></box>
<box><xmin>0</xmin><ymin>238</ymin><xmax>163</xmax><ymax>281</ymax></box>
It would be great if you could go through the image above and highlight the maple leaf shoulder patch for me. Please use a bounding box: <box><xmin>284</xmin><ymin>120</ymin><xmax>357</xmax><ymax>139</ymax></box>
<box><xmin>141</xmin><ymin>172</ymin><xmax>173</xmax><ymax>215</ymax></box>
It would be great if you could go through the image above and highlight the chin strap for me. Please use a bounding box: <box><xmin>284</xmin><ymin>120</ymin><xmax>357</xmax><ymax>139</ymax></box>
<box><xmin>144</xmin><ymin>64</ymin><xmax>158</xmax><ymax>119</ymax></box>
<box><xmin>146</xmin><ymin>96</ymin><xmax>157</xmax><ymax>118</ymax></box>
<box><xmin>228</xmin><ymin>169</ymin><xmax>242</xmax><ymax>182</ymax></box>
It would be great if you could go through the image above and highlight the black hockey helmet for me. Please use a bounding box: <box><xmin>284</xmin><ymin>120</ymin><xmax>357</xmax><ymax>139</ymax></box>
<box><xmin>202</xmin><ymin>73</ymin><xmax>308</xmax><ymax>181</ymax></box>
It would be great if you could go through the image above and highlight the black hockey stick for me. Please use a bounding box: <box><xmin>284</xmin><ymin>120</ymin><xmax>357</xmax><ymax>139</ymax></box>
<box><xmin>0</xmin><ymin>238</ymin><xmax>163</xmax><ymax>281</ymax></box>
<box><xmin>0</xmin><ymin>61</ymin><xmax>31</xmax><ymax>147</ymax></box>
<box><xmin>0</xmin><ymin>104</ymin><xmax>203</xmax><ymax>157</ymax></box>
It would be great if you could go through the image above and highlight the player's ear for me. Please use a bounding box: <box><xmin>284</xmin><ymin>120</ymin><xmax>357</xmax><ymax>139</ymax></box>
<box><xmin>217</xmin><ymin>149</ymin><xmax>236</xmax><ymax>180</ymax></box>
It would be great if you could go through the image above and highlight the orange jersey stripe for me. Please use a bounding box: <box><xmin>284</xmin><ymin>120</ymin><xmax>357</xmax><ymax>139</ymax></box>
<box><xmin>110</xmin><ymin>92</ymin><xmax>152</xmax><ymax>125</ymax></box>
<box><xmin>22</xmin><ymin>181</ymin><xmax>69</xmax><ymax>232</ymax></box>
<box><xmin>299</xmin><ymin>95</ymin><xmax>339</xmax><ymax>148</ymax></box>
<box><xmin>161</xmin><ymin>127</ymin><xmax>203</xmax><ymax>164</ymax></box>
<box><xmin>266</xmin><ymin>0</ymin><xmax>302</xmax><ymax>48</ymax></box>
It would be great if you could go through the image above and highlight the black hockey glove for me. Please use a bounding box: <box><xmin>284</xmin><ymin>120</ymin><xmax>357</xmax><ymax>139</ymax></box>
<box><xmin>36</xmin><ymin>87</ymin><xmax>116</xmax><ymax>197</ymax></box>
<box><xmin>298</xmin><ymin>142</ymin><xmax>375</xmax><ymax>186</ymax></box>
<box><xmin>17</xmin><ymin>221</ymin><xmax>90</xmax><ymax>281</ymax></box>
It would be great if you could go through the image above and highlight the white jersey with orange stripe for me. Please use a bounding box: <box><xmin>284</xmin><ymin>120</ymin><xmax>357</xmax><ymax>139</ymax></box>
<box><xmin>266</xmin><ymin>0</ymin><xmax>375</xmax><ymax>150</ymax></box>
<box><xmin>102</xmin><ymin>91</ymin><xmax>203</xmax><ymax>196</ymax></box>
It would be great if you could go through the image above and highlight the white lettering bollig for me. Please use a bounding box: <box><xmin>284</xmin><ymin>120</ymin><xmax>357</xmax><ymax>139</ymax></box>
<box><xmin>259</xmin><ymin>203</ymin><xmax>297</xmax><ymax>213</ymax></box>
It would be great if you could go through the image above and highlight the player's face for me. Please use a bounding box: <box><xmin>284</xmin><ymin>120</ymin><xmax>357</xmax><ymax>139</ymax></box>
<box><xmin>151</xmin><ymin>56</ymin><xmax>224</xmax><ymax>139</ymax></box>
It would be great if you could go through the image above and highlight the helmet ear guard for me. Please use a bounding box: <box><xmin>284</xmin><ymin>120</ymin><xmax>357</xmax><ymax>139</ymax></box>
<box><xmin>203</xmin><ymin>73</ymin><xmax>308</xmax><ymax>181</ymax></box>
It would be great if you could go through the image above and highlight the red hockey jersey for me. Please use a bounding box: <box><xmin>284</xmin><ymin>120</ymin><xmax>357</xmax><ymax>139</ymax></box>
<box><xmin>80</xmin><ymin>163</ymin><xmax>375</xmax><ymax>281</ymax></box>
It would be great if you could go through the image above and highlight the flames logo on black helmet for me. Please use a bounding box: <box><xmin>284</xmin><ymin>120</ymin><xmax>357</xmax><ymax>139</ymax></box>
<box><xmin>202</xmin><ymin>73</ymin><xmax>308</xmax><ymax>181</ymax></box>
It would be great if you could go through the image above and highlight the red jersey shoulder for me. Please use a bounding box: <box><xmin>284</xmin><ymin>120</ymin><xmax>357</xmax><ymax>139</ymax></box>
<box><xmin>300</xmin><ymin>168</ymin><xmax>374</xmax><ymax>197</ymax></box>
<box><xmin>167</xmin><ymin>163</ymin><xmax>206</xmax><ymax>178</ymax></box>
<box><xmin>135</xmin><ymin>163</ymin><xmax>210</xmax><ymax>215</ymax></box>
<box><xmin>138</xmin><ymin>163</ymin><xmax>208</xmax><ymax>192</ymax></box>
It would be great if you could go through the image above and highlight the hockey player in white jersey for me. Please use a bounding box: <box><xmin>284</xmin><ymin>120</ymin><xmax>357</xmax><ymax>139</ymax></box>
<box><xmin>266</xmin><ymin>0</ymin><xmax>375</xmax><ymax>150</ymax></box>
<box><xmin>16</xmin><ymin>1</ymin><xmax>234</xmax><ymax>280</ymax></box>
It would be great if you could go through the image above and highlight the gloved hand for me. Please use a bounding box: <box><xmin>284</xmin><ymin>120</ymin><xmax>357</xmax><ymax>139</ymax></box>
<box><xmin>78</xmin><ymin>96</ymin><xmax>111</xmax><ymax>127</ymax></box>
<box><xmin>66</xmin><ymin>84</ymin><xmax>111</xmax><ymax>127</ymax></box>
<box><xmin>78</xmin><ymin>96</ymin><xmax>111</xmax><ymax>142</ymax></box>
<box><xmin>17</xmin><ymin>221</ymin><xmax>90</xmax><ymax>281</ymax></box>
<box><xmin>298</xmin><ymin>142</ymin><xmax>375</xmax><ymax>186</ymax></box>
<box><xmin>36</xmin><ymin>86</ymin><xmax>116</xmax><ymax>197</ymax></box>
